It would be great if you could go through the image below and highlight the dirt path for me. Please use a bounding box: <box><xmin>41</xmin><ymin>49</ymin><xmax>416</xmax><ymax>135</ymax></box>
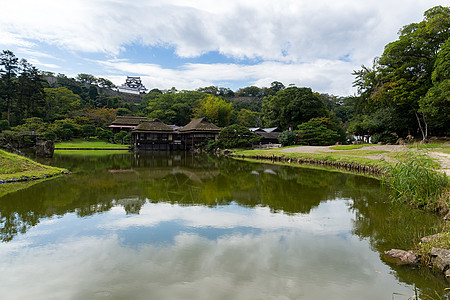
<box><xmin>281</xmin><ymin>145</ymin><xmax>450</xmax><ymax>176</ymax></box>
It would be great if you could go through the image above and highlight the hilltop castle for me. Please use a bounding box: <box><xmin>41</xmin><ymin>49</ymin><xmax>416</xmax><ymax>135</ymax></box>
<box><xmin>117</xmin><ymin>76</ymin><xmax>147</xmax><ymax>94</ymax></box>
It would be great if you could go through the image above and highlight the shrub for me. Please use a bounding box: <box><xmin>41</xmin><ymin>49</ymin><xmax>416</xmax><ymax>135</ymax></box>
<box><xmin>0</xmin><ymin>120</ymin><xmax>11</xmax><ymax>132</ymax></box>
<box><xmin>371</xmin><ymin>131</ymin><xmax>398</xmax><ymax>144</ymax></box>
<box><xmin>82</xmin><ymin>124</ymin><xmax>97</xmax><ymax>137</ymax></box>
<box><xmin>113</xmin><ymin>130</ymin><xmax>129</xmax><ymax>144</ymax></box>
<box><xmin>278</xmin><ymin>130</ymin><xmax>296</xmax><ymax>146</ymax></box>
<box><xmin>97</xmin><ymin>128</ymin><xmax>113</xmax><ymax>141</ymax></box>
<box><xmin>40</xmin><ymin>130</ymin><xmax>56</xmax><ymax>141</ymax></box>
<box><xmin>297</xmin><ymin>117</ymin><xmax>345</xmax><ymax>146</ymax></box>
<box><xmin>216</xmin><ymin>124</ymin><xmax>261</xmax><ymax>149</ymax></box>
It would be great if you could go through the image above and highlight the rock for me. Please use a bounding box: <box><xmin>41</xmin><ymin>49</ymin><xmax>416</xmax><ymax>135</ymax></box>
<box><xmin>420</xmin><ymin>234</ymin><xmax>443</xmax><ymax>243</ymax></box>
<box><xmin>36</xmin><ymin>140</ymin><xmax>54</xmax><ymax>158</ymax></box>
<box><xmin>384</xmin><ymin>249</ymin><xmax>419</xmax><ymax>264</ymax></box>
<box><xmin>430</xmin><ymin>248</ymin><xmax>450</xmax><ymax>273</ymax></box>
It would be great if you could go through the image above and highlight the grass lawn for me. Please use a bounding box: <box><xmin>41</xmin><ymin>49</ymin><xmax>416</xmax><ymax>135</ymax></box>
<box><xmin>55</xmin><ymin>149</ymin><xmax>131</xmax><ymax>156</ymax></box>
<box><xmin>0</xmin><ymin>149</ymin><xmax>67</xmax><ymax>181</ymax></box>
<box><xmin>329</xmin><ymin>144</ymin><xmax>372</xmax><ymax>150</ymax></box>
<box><xmin>55</xmin><ymin>138</ymin><xmax>129</xmax><ymax>149</ymax></box>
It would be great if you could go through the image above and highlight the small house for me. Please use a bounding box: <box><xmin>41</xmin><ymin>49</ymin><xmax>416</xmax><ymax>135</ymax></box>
<box><xmin>179</xmin><ymin>118</ymin><xmax>221</xmax><ymax>149</ymax></box>
<box><xmin>250</xmin><ymin>127</ymin><xmax>282</xmax><ymax>144</ymax></box>
<box><xmin>109</xmin><ymin>116</ymin><xmax>148</xmax><ymax>134</ymax></box>
<box><xmin>131</xmin><ymin>119</ymin><xmax>175</xmax><ymax>150</ymax></box>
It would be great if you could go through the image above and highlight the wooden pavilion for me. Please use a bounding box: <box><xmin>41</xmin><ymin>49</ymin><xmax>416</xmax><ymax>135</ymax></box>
<box><xmin>179</xmin><ymin>118</ymin><xmax>221</xmax><ymax>150</ymax></box>
<box><xmin>108</xmin><ymin>116</ymin><xmax>148</xmax><ymax>134</ymax></box>
<box><xmin>131</xmin><ymin>119</ymin><xmax>176</xmax><ymax>150</ymax></box>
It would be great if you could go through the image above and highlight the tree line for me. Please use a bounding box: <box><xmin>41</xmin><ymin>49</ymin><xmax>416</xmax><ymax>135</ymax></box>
<box><xmin>0</xmin><ymin>5</ymin><xmax>448</xmax><ymax>146</ymax></box>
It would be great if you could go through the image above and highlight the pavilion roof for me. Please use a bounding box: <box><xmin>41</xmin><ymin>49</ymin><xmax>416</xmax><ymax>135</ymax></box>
<box><xmin>133</xmin><ymin>119</ymin><xmax>174</xmax><ymax>132</ymax></box>
<box><xmin>179</xmin><ymin>118</ymin><xmax>221</xmax><ymax>132</ymax></box>
<box><xmin>111</xmin><ymin>116</ymin><xmax>148</xmax><ymax>126</ymax></box>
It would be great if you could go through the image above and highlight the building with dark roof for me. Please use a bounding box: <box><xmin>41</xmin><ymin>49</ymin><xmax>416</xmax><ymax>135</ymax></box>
<box><xmin>249</xmin><ymin>127</ymin><xmax>282</xmax><ymax>144</ymax></box>
<box><xmin>131</xmin><ymin>119</ymin><xmax>176</xmax><ymax>150</ymax></box>
<box><xmin>179</xmin><ymin>118</ymin><xmax>221</xmax><ymax>150</ymax></box>
<box><xmin>117</xmin><ymin>76</ymin><xmax>147</xmax><ymax>94</ymax></box>
<box><xmin>108</xmin><ymin>116</ymin><xmax>148</xmax><ymax>134</ymax></box>
<box><xmin>127</xmin><ymin>117</ymin><xmax>220</xmax><ymax>150</ymax></box>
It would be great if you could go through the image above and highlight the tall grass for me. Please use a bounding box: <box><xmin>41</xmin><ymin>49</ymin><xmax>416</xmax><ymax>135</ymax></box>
<box><xmin>383</xmin><ymin>151</ymin><xmax>448</xmax><ymax>210</ymax></box>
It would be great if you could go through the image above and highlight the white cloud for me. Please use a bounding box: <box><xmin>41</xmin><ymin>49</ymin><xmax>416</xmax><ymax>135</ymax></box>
<box><xmin>1</xmin><ymin>0</ymin><xmax>446</xmax><ymax>60</ymax></box>
<box><xmin>99</xmin><ymin>59</ymin><xmax>357</xmax><ymax>95</ymax></box>
<box><xmin>27</xmin><ymin>58</ymin><xmax>61</xmax><ymax>70</ymax></box>
<box><xmin>100</xmin><ymin>200</ymin><xmax>352</xmax><ymax>234</ymax></box>
<box><xmin>0</xmin><ymin>31</ymin><xmax>35</xmax><ymax>48</ymax></box>
<box><xmin>1</xmin><ymin>0</ymin><xmax>447</xmax><ymax>94</ymax></box>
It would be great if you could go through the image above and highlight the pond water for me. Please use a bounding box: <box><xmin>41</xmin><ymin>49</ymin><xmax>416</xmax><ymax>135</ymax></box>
<box><xmin>0</xmin><ymin>152</ymin><xmax>448</xmax><ymax>299</ymax></box>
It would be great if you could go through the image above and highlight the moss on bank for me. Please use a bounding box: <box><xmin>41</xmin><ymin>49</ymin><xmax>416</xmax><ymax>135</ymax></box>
<box><xmin>0</xmin><ymin>149</ymin><xmax>68</xmax><ymax>183</ymax></box>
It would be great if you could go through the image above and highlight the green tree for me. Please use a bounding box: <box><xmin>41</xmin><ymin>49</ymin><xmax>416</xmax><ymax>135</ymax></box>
<box><xmin>0</xmin><ymin>119</ymin><xmax>10</xmax><ymax>132</ymax></box>
<box><xmin>193</xmin><ymin>95</ymin><xmax>234</xmax><ymax>127</ymax></box>
<box><xmin>0</xmin><ymin>50</ymin><xmax>19</xmax><ymax>122</ymax></box>
<box><xmin>114</xmin><ymin>130</ymin><xmax>129</xmax><ymax>144</ymax></box>
<box><xmin>76</xmin><ymin>73</ymin><xmax>97</xmax><ymax>85</ymax></box>
<box><xmin>43</xmin><ymin>87</ymin><xmax>82</xmax><ymax>121</ymax></box>
<box><xmin>262</xmin><ymin>87</ymin><xmax>329</xmax><ymax>129</ymax></box>
<box><xmin>55</xmin><ymin>74</ymin><xmax>89</xmax><ymax>103</ymax></box>
<box><xmin>419</xmin><ymin>37</ymin><xmax>450</xmax><ymax>136</ymax></box>
<box><xmin>145</xmin><ymin>90</ymin><xmax>205</xmax><ymax>125</ymax></box>
<box><xmin>16</xmin><ymin>60</ymin><xmax>45</xmax><ymax>123</ymax></box>
<box><xmin>278</xmin><ymin>130</ymin><xmax>296</xmax><ymax>146</ymax></box>
<box><xmin>197</xmin><ymin>86</ymin><xmax>219</xmax><ymax>95</ymax></box>
<box><xmin>215</xmin><ymin>124</ymin><xmax>261</xmax><ymax>148</ymax></box>
<box><xmin>88</xmin><ymin>86</ymin><xmax>99</xmax><ymax>101</ymax></box>
<box><xmin>236</xmin><ymin>86</ymin><xmax>265</xmax><ymax>97</ymax></box>
<box><xmin>297</xmin><ymin>117</ymin><xmax>346</xmax><ymax>146</ymax></box>
<box><xmin>270</xmin><ymin>81</ymin><xmax>285</xmax><ymax>93</ymax></box>
<box><xmin>97</xmin><ymin>78</ymin><xmax>115</xmax><ymax>89</ymax></box>
<box><xmin>237</xmin><ymin>108</ymin><xmax>259</xmax><ymax>127</ymax></box>
<box><xmin>82</xmin><ymin>124</ymin><xmax>96</xmax><ymax>137</ymax></box>
<box><xmin>353</xmin><ymin>6</ymin><xmax>450</xmax><ymax>140</ymax></box>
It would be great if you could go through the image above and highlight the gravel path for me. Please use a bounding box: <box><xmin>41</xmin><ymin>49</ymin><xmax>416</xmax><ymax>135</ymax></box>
<box><xmin>281</xmin><ymin>145</ymin><xmax>450</xmax><ymax>176</ymax></box>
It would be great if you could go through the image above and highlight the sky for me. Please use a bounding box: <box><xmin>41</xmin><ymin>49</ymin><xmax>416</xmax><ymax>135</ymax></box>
<box><xmin>0</xmin><ymin>0</ymin><xmax>448</xmax><ymax>96</ymax></box>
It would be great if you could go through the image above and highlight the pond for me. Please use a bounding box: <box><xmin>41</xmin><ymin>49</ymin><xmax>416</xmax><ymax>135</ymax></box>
<box><xmin>0</xmin><ymin>152</ymin><xmax>448</xmax><ymax>299</ymax></box>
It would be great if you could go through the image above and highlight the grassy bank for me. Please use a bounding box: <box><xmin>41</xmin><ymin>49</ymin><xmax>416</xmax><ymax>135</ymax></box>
<box><xmin>231</xmin><ymin>146</ymin><xmax>449</xmax><ymax>212</ymax></box>
<box><xmin>232</xmin><ymin>147</ymin><xmax>386</xmax><ymax>172</ymax></box>
<box><xmin>55</xmin><ymin>138</ymin><xmax>129</xmax><ymax>149</ymax></box>
<box><xmin>55</xmin><ymin>149</ymin><xmax>130</xmax><ymax>156</ymax></box>
<box><xmin>0</xmin><ymin>149</ymin><xmax>67</xmax><ymax>182</ymax></box>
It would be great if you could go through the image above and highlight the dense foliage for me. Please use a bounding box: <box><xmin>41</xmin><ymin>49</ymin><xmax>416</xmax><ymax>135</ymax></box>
<box><xmin>278</xmin><ymin>130</ymin><xmax>296</xmax><ymax>146</ymax></box>
<box><xmin>262</xmin><ymin>87</ymin><xmax>329</xmax><ymax>129</ymax></box>
<box><xmin>296</xmin><ymin>117</ymin><xmax>346</xmax><ymax>146</ymax></box>
<box><xmin>206</xmin><ymin>124</ymin><xmax>261</xmax><ymax>150</ymax></box>
<box><xmin>0</xmin><ymin>7</ymin><xmax>447</xmax><ymax>147</ymax></box>
<box><xmin>352</xmin><ymin>6</ymin><xmax>450</xmax><ymax>141</ymax></box>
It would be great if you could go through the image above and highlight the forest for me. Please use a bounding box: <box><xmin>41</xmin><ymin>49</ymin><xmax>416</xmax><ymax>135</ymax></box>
<box><xmin>0</xmin><ymin>6</ymin><xmax>448</xmax><ymax>147</ymax></box>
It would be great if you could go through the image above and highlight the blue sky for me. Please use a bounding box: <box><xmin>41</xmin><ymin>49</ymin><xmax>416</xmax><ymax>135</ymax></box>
<box><xmin>0</xmin><ymin>0</ymin><xmax>448</xmax><ymax>96</ymax></box>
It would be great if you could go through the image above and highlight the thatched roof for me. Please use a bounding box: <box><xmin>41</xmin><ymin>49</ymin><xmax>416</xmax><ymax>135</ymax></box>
<box><xmin>133</xmin><ymin>119</ymin><xmax>174</xmax><ymax>132</ymax></box>
<box><xmin>255</xmin><ymin>131</ymin><xmax>280</xmax><ymax>140</ymax></box>
<box><xmin>179</xmin><ymin>118</ymin><xmax>221</xmax><ymax>132</ymax></box>
<box><xmin>111</xmin><ymin>116</ymin><xmax>148</xmax><ymax>126</ymax></box>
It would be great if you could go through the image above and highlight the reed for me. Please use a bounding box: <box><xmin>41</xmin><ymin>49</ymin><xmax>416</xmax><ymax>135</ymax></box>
<box><xmin>383</xmin><ymin>151</ymin><xmax>448</xmax><ymax>211</ymax></box>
